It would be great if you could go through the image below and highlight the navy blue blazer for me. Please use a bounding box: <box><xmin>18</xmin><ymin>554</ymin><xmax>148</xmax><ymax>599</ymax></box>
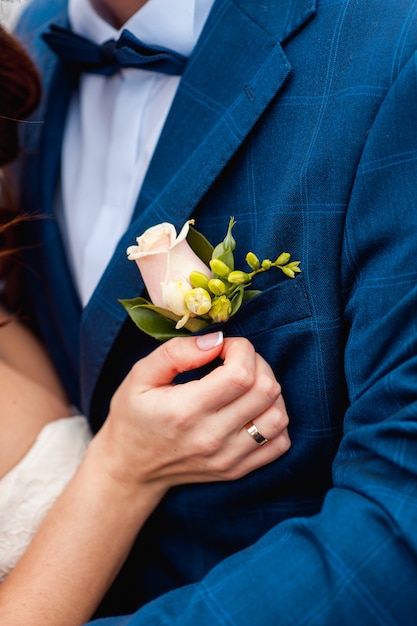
<box><xmin>15</xmin><ymin>0</ymin><xmax>417</xmax><ymax>623</ymax></box>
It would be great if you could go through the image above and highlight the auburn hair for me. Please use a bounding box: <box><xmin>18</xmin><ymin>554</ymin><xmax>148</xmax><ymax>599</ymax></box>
<box><xmin>0</xmin><ymin>25</ymin><xmax>41</xmax><ymax>165</ymax></box>
<box><xmin>0</xmin><ymin>25</ymin><xmax>42</xmax><ymax>309</ymax></box>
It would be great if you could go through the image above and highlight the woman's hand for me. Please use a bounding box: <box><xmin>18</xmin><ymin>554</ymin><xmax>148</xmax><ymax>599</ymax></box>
<box><xmin>0</xmin><ymin>332</ymin><xmax>290</xmax><ymax>625</ymax></box>
<box><xmin>97</xmin><ymin>331</ymin><xmax>290</xmax><ymax>497</ymax></box>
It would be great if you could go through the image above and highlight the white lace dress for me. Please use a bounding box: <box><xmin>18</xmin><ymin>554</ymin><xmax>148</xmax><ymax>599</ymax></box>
<box><xmin>0</xmin><ymin>415</ymin><xmax>92</xmax><ymax>582</ymax></box>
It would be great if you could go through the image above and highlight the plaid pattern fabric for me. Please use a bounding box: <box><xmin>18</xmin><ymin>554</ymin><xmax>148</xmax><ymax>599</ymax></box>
<box><xmin>16</xmin><ymin>0</ymin><xmax>417</xmax><ymax>622</ymax></box>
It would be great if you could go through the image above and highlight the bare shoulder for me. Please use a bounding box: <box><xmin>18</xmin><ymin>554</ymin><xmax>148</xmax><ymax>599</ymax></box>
<box><xmin>0</xmin><ymin>306</ymin><xmax>67</xmax><ymax>402</ymax></box>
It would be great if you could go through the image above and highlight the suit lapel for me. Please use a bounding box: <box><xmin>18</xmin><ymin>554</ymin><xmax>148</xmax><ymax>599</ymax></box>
<box><xmin>80</xmin><ymin>0</ymin><xmax>317</xmax><ymax>413</ymax></box>
<box><xmin>131</xmin><ymin>0</ymin><xmax>306</xmax><ymax>225</ymax></box>
<box><xmin>22</xmin><ymin>7</ymin><xmax>78</xmax><ymax>305</ymax></box>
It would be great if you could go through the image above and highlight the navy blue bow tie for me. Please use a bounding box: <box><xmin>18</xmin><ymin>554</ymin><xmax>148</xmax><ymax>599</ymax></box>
<box><xmin>42</xmin><ymin>24</ymin><xmax>187</xmax><ymax>77</ymax></box>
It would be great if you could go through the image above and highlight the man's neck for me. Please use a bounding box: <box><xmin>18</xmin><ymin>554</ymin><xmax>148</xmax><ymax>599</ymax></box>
<box><xmin>91</xmin><ymin>0</ymin><xmax>148</xmax><ymax>29</ymax></box>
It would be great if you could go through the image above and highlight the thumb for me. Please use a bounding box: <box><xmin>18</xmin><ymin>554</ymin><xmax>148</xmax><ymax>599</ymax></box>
<box><xmin>135</xmin><ymin>331</ymin><xmax>224</xmax><ymax>389</ymax></box>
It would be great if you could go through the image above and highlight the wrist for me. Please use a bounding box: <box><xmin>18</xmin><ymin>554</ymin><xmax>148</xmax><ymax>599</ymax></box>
<box><xmin>84</xmin><ymin>430</ymin><xmax>168</xmax><ymax>518</ymax></box>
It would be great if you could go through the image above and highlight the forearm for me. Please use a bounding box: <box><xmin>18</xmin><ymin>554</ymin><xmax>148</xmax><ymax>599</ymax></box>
<box><xmin>0</xmin><ymin>434</ymin><xmax>165</xmax><ymax>626</ymax></box>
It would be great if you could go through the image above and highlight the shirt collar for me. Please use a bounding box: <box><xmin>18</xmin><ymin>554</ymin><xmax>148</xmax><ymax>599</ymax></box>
<box><xmin>68</xmin><ymin>0</ymin><xmax>215</xmax><ymax>57</ymax></box>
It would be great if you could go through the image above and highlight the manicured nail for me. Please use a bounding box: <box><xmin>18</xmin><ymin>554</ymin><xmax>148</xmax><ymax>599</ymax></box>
<box><xmin>196</xmin><ymin>331</ymin><xmax>224</xmax><ymax>351</ymax></box>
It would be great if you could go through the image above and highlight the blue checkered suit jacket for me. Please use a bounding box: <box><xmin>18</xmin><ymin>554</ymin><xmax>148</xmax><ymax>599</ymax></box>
<box><xmin>15</xmin><ymin>0</ymin><xmax>417</xmax><ymax>622</ymax></box>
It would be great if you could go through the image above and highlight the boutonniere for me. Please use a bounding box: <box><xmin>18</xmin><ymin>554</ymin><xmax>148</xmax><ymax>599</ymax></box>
<box><xmin>120</xmin><ymin>218</ymin><xmax>300</xmax><ymax>341</ymax></box>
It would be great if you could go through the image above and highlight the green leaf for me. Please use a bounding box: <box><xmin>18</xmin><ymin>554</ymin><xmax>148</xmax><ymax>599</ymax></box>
<box><xmin>187</xmin><ymin>225</ymin><xmax>214</xmax><ymax>266</ymax></box>
<box><xmin>227</xmin><ymin>287</ymin><xmax>260</xmax><ymax>318</ymax></box>
<box><xmin>229</xmin><ymin>287</ymin><xmax>245</xmax><ymax>316</ymax></box>
<box><xmin>216</xmin><ymin>249</ymin><xmax>235</xmax><ymax>271</ymax></box>
<box><xmin>119</xmin><ymin>298</ymin><xmax>190</xmax><ymax>341</ymax></box>
<box><xmin>242</xmin><ymin>289</ymin><xmax>261</xmax><ymax>303</ymax></box>
<box><xmin>119</xmin><ymin>297</ymin><xmax>212</xmax><ymax>341</ymax></box>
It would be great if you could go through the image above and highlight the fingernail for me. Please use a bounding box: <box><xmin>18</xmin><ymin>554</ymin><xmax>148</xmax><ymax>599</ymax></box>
<box><xmin>196</xmin><ymin>331</ymin><xmax>224</xmax><ymax>351</ymax></box>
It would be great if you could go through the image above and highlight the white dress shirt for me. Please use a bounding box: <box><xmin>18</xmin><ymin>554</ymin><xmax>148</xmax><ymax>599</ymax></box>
<box><xmin>61</xmin><ymin>0</ymin><xmax>215</xmax><ymax>306</ymax></box>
